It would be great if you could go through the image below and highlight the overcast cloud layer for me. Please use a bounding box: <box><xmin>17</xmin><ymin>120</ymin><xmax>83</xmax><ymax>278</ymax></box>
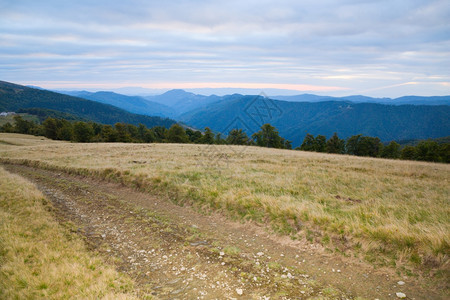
<box><xmin>1</xmin><ymin>0</ymin><xmax>449</xmax><ymax>97</ymax></box>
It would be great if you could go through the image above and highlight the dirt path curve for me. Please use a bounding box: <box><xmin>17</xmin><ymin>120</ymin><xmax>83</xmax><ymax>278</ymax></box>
<box><xmin>4</xmin><ymin>164</ymin><xmax>437</xmax><ymax>299</ymax></box>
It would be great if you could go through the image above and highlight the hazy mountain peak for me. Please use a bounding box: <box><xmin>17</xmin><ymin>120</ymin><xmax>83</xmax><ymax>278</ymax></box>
<box><xmin>162</xmin><ymin>89</ymin><xmax>193</xmax><ymax>97</ymax></box>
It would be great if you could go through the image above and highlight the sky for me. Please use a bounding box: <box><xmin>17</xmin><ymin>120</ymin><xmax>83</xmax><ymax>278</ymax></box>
<box><xmin>1</xmin><ymin>0</ymin><xmax>449</xmax><ymax>97</ymax></box>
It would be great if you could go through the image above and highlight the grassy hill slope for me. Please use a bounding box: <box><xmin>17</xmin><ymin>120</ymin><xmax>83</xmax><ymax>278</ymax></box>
<box><xmin>0</xmin><ymin>113</ymin><xmax>39</xmax><ymax>126</ymax></box>
<box><xmin>1</xmin><ymin>133</ymin><xmax>448</xmax><ymax>282</ymax></box>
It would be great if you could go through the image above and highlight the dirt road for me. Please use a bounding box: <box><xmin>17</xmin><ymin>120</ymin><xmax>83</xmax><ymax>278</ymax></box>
<box><xmin>3</xmin><ymin>164</ymin><xmax>439</xmax><ymax>299</ymax></box>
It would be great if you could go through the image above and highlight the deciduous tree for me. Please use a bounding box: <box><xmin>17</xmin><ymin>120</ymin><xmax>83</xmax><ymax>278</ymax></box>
<box><xmin>226</xmin><ymin>129</ymin><xmax>249</xmax><ymax>145</ymax></box>
<box><xmin>201</xmin><ymin>127</ymin><xmax>215</xmax><ymax>144</ymax></box>
<box><xmin>73</xmin><ymin>122</ymin><xmax>94</xmax><ymax>142</ymax></box>
<box><xmin>380</xmin><ymin>141</ymin><xmax>401</xmax><ymax>159</ymax></box>
<box><xmin>252</xmin><ymin>124</ymin><xmax>284</xmax><ymax>148</ymax></box>
<box><xmin>167</xmin><ymin>124</ymin><xmax>189</xmax><ymax>143</ymax></box>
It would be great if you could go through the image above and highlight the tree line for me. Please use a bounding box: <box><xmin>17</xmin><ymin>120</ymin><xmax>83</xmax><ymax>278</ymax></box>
<box><xmin>1</xmin><ymin>115</ymin><xmax>448</xmax><ymax>163</ymax></box>
<box><xmin>0</xmin><ymin>116</ymin><xmax>291</xmax><ymax>148</ymax></box>
<box><xmin>298</xmin><ymin>133</ymin><xmax>449</xmax><ymax>163</ymax></box>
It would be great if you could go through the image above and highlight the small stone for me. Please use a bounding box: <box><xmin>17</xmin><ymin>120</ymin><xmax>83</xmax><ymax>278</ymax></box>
<box><xmin>220</xmin><ymin>251</ymin><xmax>225</xmax><ymax>256</ymax></box>
<box><xmin>236</xmin><ymin>288</ymin><xmax>243</xmax><ymax>295</ymax></box>
<box><xmin>101</xmin><ymin>234</ymin><xmax>106</xmax><ymax>238</ymax></box>
<box><xmin>171</xmin><ymin>288</ymin><xmax>183</xmax><ymax>295</ymax></box>
<box><xmin>257</xmin><ymin>252</ymin><xmax>264</xmax><ymax>256</ymax></box>
<box><xmin>397</xmin><ymin>281</ymin><xmax>405</xmax><ymax>286</ymax></box>
<box><xmin>396</xmin><ymin>292</ymin><xmax>406</xmax><ymax>298</ymax></box>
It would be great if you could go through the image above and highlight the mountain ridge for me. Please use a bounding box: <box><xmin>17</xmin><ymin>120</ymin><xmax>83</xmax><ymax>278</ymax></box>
<box><xmin>178</xmin><ymin>96</ymin><xmax>450</xmax><ymax>147</ymax></box>
<box><xmin>0</xmin><ymin>81</ymin><xmax>176</xmax><ymax>129</ymax></box>
<box><xmin>60</xmin><ymin>90</ymin><xmax>175</xmax><ymax>117</ymax></box>
<box><xmin>271</xmin><ymin>94</ymin><xmax>450</xmax><ymax>105</ymax></box>
<box><xmin>2</xmin><ymin>81</ymin><xmax>449</xmax><ymax>147</ymax></box>
<box><xmin>59</xmin><ymin>88</ymin><xmax>450</xmax><ymax>120</ymax></box>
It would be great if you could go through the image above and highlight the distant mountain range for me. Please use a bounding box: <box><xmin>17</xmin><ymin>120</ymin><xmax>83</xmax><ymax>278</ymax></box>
<box><xmin>62</xmin><ymin>90</ymin><xmax>175</xmax><ymax>117</ymax></box>
<box><xmin>178</xmin><ymin>95</ymin><xmax>450</xmax><ymax>146</ymax></box>
<box><xmin>144</xmin><ymin>89</ymin><xmax>223</xmax><ymax>115</ymax></box>
<box><xmin>272</xmin><ymin>94</ymin><xmax>450</xmax><ymax>106</ymax></box>
<box><xmin>60</xmin><ymin>89</ymin><xmax>224</xmax><ymax>118</ymax></box>
<box><xmin>2</xmin><ymin>81</ymin><xmax>449</xmax><ymax>146</ymax></box>
<box><xmin>60</xmin><ymin>89</ymin><xmax>450</xmax><ymax>119</ymax></box>
<box><xmin>0</xmin><ymin>81</ymin><xmax>176</xmax><ymax>128</ymax></box>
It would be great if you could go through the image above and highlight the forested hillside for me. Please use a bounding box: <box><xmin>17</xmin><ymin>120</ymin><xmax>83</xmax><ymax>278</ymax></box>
<box><xmin>179</xmin><ymin>95</ymin><xmax>450</xmax><ymax>146</ymax></box>
<box><xmin>0</xmin><ymin>81</ymin><xmax>176</xmax><ymax>128</ymax></box>
<box><xmin>61</xmin><ymin>91</ymin><xmax>175</xmax><ymax>117</ymax></box>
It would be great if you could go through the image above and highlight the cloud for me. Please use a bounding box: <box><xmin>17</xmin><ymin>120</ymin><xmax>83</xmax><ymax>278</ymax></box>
<box><xmin>0</xmin><ymin>0</ymin><xmax>449</xmax><ymax>97</ymax></box>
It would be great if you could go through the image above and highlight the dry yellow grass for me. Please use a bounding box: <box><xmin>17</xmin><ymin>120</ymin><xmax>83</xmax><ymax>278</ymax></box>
<box><xmin>0</xmin><ymin>164</ymin><xmax>137</xmax><ymax>299</ymax></box>
<box><xmin>0</xmin><ymin>133</ymin><xmax>60</xmax><ymax>147</ymax></box>
<box><xmin>0</xmin><ymin>133</ymin><xmax>449</xmax><ymax>274</ymax></box>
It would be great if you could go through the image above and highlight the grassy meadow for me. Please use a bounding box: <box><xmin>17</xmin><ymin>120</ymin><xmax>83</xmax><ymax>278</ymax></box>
<box><xmin>0</xmin><ymin>163</ymin><xmax>136</xmax><ymax>299</ymax></box>
<box><xmin>0</xmin><ymin>133</ymin><xmax>448</xmax><ymax>276</ymax></box>
<box><xmin>0</xmin><ymin>113</ymin><xmax>39</xmax><ymax>127</ymax></box>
